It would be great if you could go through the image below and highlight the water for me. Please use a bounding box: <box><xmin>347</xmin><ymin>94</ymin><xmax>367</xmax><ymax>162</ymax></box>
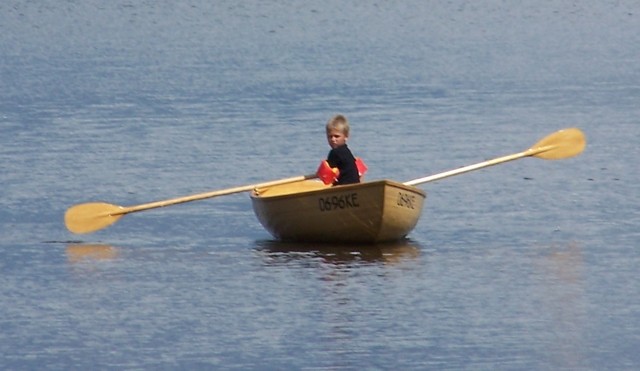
<box><xmin>1</xmin><ymin>1</ymin><xmax>639</xmax><ymax>369</ymax></box>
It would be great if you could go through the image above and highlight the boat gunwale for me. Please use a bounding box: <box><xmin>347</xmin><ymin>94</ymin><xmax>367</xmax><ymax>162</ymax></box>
<box><xmin>251</xmin><ymin>179</ymin><xmax>426</xmax><ymax>201</ymax></box>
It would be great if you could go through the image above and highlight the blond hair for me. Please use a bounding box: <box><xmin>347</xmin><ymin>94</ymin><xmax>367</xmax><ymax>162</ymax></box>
<box><xmin>325</xmin><ymin>114</ymin><xmax>350</xmax><ymax>136</ymax></box>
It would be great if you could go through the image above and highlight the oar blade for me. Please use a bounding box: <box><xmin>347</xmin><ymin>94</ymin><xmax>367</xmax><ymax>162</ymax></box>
<box><xmin>529</xmin><ymin>128</ymin><xmax>586</xmax><ymax>160</ymax></box>
<box><xmin>65</xmin><ymin>202</ymin><xmax>125</xmax><ymax>234</ymax></box>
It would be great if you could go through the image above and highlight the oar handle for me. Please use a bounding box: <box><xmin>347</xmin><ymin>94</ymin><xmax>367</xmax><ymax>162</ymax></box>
<box><xmin>116</xmin><ymin>173</ymin><xmax>318</xmax><ymax>215</ymax></box>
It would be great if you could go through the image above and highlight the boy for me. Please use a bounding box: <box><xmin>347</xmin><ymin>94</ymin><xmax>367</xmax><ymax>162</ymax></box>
<box><xmin>325</xmin><ymin>114</ymin><xmax>360</xmax><ymax>185</ymax></box>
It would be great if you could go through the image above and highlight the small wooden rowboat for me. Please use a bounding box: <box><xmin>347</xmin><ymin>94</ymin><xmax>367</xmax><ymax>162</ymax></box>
<box><xmin>251</xmin><ymin>180</ymin><xmax>426</xmax><ymax>244</ymax></box>
<box><xmin>64</xmin><ymin>129</ymin><xmax>585</xmax><ymax>243</ymax></box>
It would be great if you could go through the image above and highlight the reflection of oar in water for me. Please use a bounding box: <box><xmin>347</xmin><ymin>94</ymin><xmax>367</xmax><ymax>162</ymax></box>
<box><xmin>404</xmin><ymin>127</ymin><xmax>585</xmax><ymax>186</ymax></box>
<box><xmin>65</xmin><ymin>128</ymin><xmax>586</xmax><ymax>235</ymax></box>
<box><xmin>66</xmin><ymin>244</ymin><xmax>119</xmax><ymax>263</ymax></box>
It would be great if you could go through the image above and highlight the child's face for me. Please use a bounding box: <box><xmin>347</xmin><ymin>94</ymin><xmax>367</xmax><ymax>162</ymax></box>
<box><xmin>327</xmin><ymin>129</ymin><xmax>348</xmax><ymax>149</ymax></box>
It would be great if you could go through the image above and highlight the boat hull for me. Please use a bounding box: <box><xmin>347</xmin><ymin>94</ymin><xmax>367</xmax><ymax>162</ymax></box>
<box><xmin>250</xmin><ymin>180</ymin><xmax>426</xmax><ymax>243</ymax></box>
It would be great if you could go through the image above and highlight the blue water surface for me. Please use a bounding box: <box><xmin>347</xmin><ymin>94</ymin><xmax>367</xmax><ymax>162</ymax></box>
<box><xmin>1</xmin><ymin>1</ymin><xmax>639</xmax><ymax>369</ymax></box>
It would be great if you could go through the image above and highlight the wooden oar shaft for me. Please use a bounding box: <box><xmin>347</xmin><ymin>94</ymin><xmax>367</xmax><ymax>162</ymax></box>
<box><xmin>403</xmin><ymin>151</ymin><xmax>528</xmax><ymax>186</ymax></box>
<box><xmin>114</xmin><ymin>173</ymin><xmax>317</xmax><ymax>215</ymax></box>
<box><xmin>403</xmin><ymin>128</ymin><xmax>585</xmax><ymax>187</ymax></box>
<box><xmin>65</xmin><ymin>173</ymin><xmax>319</xmax><ymax>234</ymax></box>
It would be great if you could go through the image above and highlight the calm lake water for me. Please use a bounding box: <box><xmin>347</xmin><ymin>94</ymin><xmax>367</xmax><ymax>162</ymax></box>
<box><xmin>1</xmin><ymin>1</ymin><xmax>639</xmax><ymax>369</ymax></box>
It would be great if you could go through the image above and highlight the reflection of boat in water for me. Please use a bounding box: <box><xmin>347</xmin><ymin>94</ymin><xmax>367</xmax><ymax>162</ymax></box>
<box><xmin>66</xmin><ymin>244</ymin><xmax>118</xmax><ymax>263</ymax></box>
<box><xmin>255</xmin><ymin>238</ymin><xmax>421</xmax><ymax>265</ymax></box>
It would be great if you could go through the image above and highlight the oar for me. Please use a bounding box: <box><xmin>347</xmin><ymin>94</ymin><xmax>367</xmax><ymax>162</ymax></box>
<box><xmin>65</xmin><ymin>173</ymin><xmax>318</xmax><ymax>234</ymax></box>
<box><xmin>404</xmin><ymin>127</ymin><xmax>586</xmax><ymax>186</ymax></box>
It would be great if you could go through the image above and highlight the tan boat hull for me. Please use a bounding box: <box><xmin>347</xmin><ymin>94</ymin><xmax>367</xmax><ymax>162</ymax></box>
<box><xmin>250</xmin><ymin>180</ymin><xmax>426</xmax><ymax>243</ymax></box>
